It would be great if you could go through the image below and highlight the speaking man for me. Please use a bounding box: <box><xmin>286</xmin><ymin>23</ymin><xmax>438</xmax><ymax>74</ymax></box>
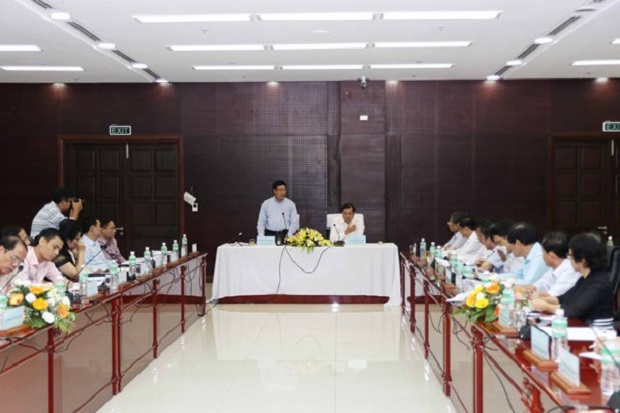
<box><xmin>257</xmin><ymin>180</ymin><xmax>299</xmax><ymax>242</ymax></box>
<box><xmin>329</xmin><ymin>203</ymin><xmax>364</xmax><ymax>243</ymax></box>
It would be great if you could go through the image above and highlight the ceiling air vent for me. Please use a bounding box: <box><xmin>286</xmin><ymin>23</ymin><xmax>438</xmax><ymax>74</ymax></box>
<box><xmin>517</xmin><ymin>44</ymin><xmax>540</xmax><ymax>60</ymax></box>
<box><xmin>31</xmin><ymin>0</ymin><xmax>53</xmax><ymax>9</ymax></box>
<box><xmin>112</xmin><ymin>50</ymin><xmax>135</xmax><ymax>64</ymax></box>
<box><xmin>548</xmin><ymin>16</ymin><xmax>581</xmax><ymax>36</ymax></box>
<box><xmin>495</xmin><ymin>66</ymin><xmax>511</xmax><ymax>76</ymax></box>
<box><xmin>67</xmin><ymin>22</ymin><xmax>101</xmax><ymax>42</ymax></box>
<box><xmin>143</xmin><ymin>68</ymin><xmax>160</xmax><ymax>80</ymax></box>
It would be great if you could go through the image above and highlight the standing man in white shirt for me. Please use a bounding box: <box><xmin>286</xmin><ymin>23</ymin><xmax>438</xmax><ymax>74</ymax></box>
<box><xmin>257</xmin><ymin>180</ymin><xmax>300</xmax><ymax>243</ymax></box>
<box><xmin>329</xmin><ymin>203</ymin><xmax>365</xmax><ymax>243</ymax></box>
<box><xmin>30</xmin><ymin>188</ymin><xmax>83</xmax><ymax>238</ymax></box>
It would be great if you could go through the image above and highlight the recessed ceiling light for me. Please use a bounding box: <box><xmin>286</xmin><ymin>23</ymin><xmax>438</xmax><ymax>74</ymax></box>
<box><xmin>595</xmin><ymin>77</ymin><xmax>609</xmax><ymax>82</ymax></box>
<box><xmin>259</xmin><ymin>13</ymin><xmax>373</xmax><ymax>21</ymax></box>
<box><xmin>281</xmin><ymin>65</ymin><xmax>364</xmax><ymax>70</ymax></box>
<box><xmin>572</xmin><ymin>59</ymin><xmax>620</xmax><ymax>66</ymax></box>
<box><xmin>169</xmin><ymin>44</ymin><xmax>264</xmax><ymax>51</ymax></box>
<box><xmin>272</xmin><ymin>43</ymin><xmax>367</xmax><ymax>51</ymax></box>
<box><xmin>534</xmin><ymin>36</ymin><xmax>553</xmax><ymax>44</ymax></box>
<box><xmin>193</xmin><ymin>65</ymin><xmax>275</xmax><ymax>70</ymax></box>
<box><xmin>133</xmin><ymin>14</ymin><xmax>251</xmax><ymax>23</ymax></box>
<box><xmin>374</xmin><ymin>41</ymin><xmax>471</xmax><ymax>48</ymax></box>
<box><xmin>370</xmin><ymin>63</ymin><xmax>453</xmax><ymax>69</ymax></box>
<box><xmin>382</xmin><ymin>11</ymin><xmax>501</xmax><ymax>20</ymax></box>
<box><xmin>131</xmin><ymin>63</ymin><xmax>148</xmax><ymax>69</ymax></box>
<box><xmin>96</xmin><ymin>42</ymin><xmax>116</xmax><ymax>50</ymax></box>
<box><xmin>506</xmin><ymin>59</ymin><xmax>523</xmax><ymax>66</ymax></box>
<box><xmin>50</xmin><ymin>12</ymin><xmax>71</xmax><ymax>21</ymax></box>
<box><xmin>612</xmin><ymin>39</ymin><xmax>620</xmax><ymax>45</ymax></box>
<box><xmin>0</xmin><ymin>45</ymin><xmax>41</xmax><ymax>52</ymax></box>
<box><xmin>156</xmin><ymin>78</ymin><xmax>169</xmax><ymax>83</ymax></box>
<box><xmin>486</xmin><ymin>74</ymin><xmax>500</xmax><ymax>81</ymax></box>
<box><xmin>0</xmin><ymin>66</ymin><xmax>83</xmax><ymax>71</ymax></box>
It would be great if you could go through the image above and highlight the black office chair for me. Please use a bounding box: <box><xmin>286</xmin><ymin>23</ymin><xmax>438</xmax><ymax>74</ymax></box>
<box><xmin>607</xmin><ymin>247</ymin><xmax>620</xmax><ymax>318</ymax></box>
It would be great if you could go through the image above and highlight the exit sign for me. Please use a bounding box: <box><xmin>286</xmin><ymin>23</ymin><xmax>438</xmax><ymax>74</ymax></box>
<box><xmin>602</xmin><ymin>121</ymin><xmax>620</xmax><ymax>132</ymax></box>
<box><xmin>109</xmin><ymin>125</ymin><xmax>132</xmax><ymax>136</ymax></box>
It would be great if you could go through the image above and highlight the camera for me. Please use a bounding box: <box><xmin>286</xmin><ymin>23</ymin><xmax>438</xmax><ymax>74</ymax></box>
<box><xmin>358</xmin><ymin>76</ymin><xmax>368</xmax><ymax>89</ymax></box>
<box><xmin>71</xmin><ymin>197</ymin><xmax>84</xmax><ymax>205</ymax></box>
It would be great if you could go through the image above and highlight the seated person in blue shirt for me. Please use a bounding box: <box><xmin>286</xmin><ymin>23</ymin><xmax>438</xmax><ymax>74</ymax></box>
<box><xmin>444</xmin><ymin>211</ymin><xmax>467</xmax><ymax>251</ymax></box>
<box><xmin>499</xmin><ymin>222</ymin><xmax>549</xmax><ymax>285</ymax></box>
<box><xmin>531</xmin><ymin>232</ymin><xmax>613</xmax><ymax>327</ymax></box>
<box><xmin>257</xmin><ymin>180</ymin><xmax>299</xmax><ymax>243</ymax></box>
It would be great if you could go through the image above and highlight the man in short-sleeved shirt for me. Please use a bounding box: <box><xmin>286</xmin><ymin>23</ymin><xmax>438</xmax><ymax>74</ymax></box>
<box><xmin>31</xmin><ymin>188</ymin><xmax>83</xmax><ymax>238</ymax></box>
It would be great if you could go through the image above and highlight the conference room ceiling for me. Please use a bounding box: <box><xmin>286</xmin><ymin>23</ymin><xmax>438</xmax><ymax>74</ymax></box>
<box><xmin>1</xmin><ymin>0</ymin><xmax>620</xmax><ymax>83</ymax></box>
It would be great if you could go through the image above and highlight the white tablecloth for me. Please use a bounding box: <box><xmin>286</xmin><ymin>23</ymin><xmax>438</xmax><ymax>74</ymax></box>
<box><xmin>211</xmin><ymin>243</ymin><xmax>401</xmax><ymax>307</ymax></box>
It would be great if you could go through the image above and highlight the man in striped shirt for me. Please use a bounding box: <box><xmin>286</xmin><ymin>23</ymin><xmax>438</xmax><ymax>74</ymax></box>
<box><xmin>30</xmin><ymin>188</ymin><xmax>83</xmax><ymax>238</ymax></box>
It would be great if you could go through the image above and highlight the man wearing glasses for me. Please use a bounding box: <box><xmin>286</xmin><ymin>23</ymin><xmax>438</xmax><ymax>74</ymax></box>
<box><xmin>97</xmin><ymin>218</ymin><xmax>126</xmax><ymax>264</ymax></box>
<box><xmin>0</xmin><ymin>236</ymin><xmax>28</xmax><ymax>294</ymax></box>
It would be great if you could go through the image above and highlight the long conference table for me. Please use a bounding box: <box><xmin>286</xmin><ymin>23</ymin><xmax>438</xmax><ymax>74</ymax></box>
<box><xmin>0</xmin><ymin>253</ymin><xmax>207</xmax><ymax>413</ymax></box>
<box><xmin>400</xmin><ymin>253</ymin><xmax>611</xmax><ymax>413</ymax></box>
<box><xmin>212</xmin><ymin>243</ymin><xmax>401</xmax><ymax>307</ymax></box>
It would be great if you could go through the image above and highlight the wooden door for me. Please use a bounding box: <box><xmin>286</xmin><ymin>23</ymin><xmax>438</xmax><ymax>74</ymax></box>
<box><xmin>551</xmin><ymin>139</ymin><xmax>617</xmax><ymax>237</ymax></box>
<box><xmin>64</xmin><ymin>140</ymin><xmax>181</xmax><ymax>256</ymax></box>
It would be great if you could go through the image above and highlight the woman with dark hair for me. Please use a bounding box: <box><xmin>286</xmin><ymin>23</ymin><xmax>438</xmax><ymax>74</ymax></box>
<box><xmin>532</xmin><ymin>232</ymin><xmax>613</xmax><ymax>326</ymax></box>
<box><xmin>54</xmin><ymin>219</ymin><xmax>86</xmax><ymax>281</ymax></box>
<box><xmin>22</xmin><ymin>228</ymin><xmax>64</xmax><ymax>284</ymax></box>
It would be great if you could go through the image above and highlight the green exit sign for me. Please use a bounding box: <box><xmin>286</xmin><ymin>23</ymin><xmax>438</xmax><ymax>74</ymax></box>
<box><xmin>109</xmin><ymin>125</ymin><xmax>132</xmax><ymax>136</ymax></box>
<box><xmin>602</xmin><ymin>121</ymin><xmax>620</xmax><ymax>132</ymax></box>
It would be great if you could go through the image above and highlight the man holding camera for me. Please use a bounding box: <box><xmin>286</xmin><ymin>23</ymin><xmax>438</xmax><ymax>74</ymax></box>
<box><xmin>30</xmin><ymin>188</ymin><xmax>83</xmax><ymax>238</ymax></box>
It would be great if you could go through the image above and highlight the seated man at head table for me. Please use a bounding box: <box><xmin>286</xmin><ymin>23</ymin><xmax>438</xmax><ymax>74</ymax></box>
<box><xmin>0</xmin><ymin>235</ymin><xmax>28</xmax><ymax>294</ymax></box>
<box><xmin>21</xmin><ymin>228</ymin><xmax>64</xmax><ymax>284</ymax></box>
<box><xmin>531</xmin><ymin>232</ymin><xmax>613</xmax><ymax>328</ymax></box>
<box><xmin>474</xmin><ymin>220</ymin><xmax>503</xmax><ymax>272</ymax></box>
<box><xmin>443</xmin><ymin>211</ymin><xmax>467</xmax><ymax>251</ymax></box>
<box><xmin>453</xmin><ymin>215</ymin><xmax>483</xmax><ymax>262</ymax></box>
<box><xmin>515</xmin><ymin>231</ymin><xmax>581</xmax><ymax>298</ymax></box>
<box><xmin>329</xmin><ymin>202</ymin><xmax>365</xmax><ymax>243</ymax></box>
<box><xmin>1</xmin><ymin>224</ymin><xmax>31</xmax><ymax>246</ymax></box>
<box><xmin>257</xmin><ymin>180</ymin><xmax>299</xmax><ymax>243</ymax></box>
<box><xmin>30</xmin><ymin>187</ymin><xmax>83</xmax><ymax>238</ymax></box>
<box><xmin>498</xmin><ymin>222</ymin><xmax>549</xmax><ymax>285</ymax></box>
<box><xmin>81</xmin><ymin>217</ymin><xmax>115</xmax><ymax>272</ymax></box>
<box><xmin>485</xmin><ymin>219</ymin><xmax>524</xmax><ymax>274</ymax></box>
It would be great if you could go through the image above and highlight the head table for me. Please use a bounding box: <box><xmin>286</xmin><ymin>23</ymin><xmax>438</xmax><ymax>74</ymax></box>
<box><xmin>211</xmin><ymin>243</ymin><xmax>401</xmax><ymax>308</ymax></box>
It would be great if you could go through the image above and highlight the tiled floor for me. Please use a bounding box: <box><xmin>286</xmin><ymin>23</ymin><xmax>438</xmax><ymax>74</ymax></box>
<box><xmin>97</xmin><ymin>302</ymin><xmax>455</xmax><ymax>413</ymax></box>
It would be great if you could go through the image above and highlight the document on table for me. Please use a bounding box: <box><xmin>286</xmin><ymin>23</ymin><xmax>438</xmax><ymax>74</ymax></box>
<box><xmin>539</xmin><ymin>327</ymin><xmax>597</xmax><ymax>341</ymax></box>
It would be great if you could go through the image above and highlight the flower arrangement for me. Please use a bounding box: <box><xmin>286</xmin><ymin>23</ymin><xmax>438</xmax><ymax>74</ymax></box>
<box><xmin>287</xmin><ymin>228</ymin><xmax>332</xmax><ymax>253</ymax></box>
<box><xmin>7</xmin><ymin>281</ymin><xmax>76</xmax><ymax>333</ymax></box>
<box><xmin>453</xmin><ymin>280</ymin><xmax>504</xmax><ymax>323</ymax></box>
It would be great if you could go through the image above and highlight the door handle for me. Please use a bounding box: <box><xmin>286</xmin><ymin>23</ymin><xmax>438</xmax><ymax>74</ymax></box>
<box><xmin>116</xmin><ymin>226</ymin><xmax>125</xmax><ymax>236</ymax></box>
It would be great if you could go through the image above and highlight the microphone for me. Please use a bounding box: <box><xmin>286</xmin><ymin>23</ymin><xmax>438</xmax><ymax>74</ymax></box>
<box><xmin>281</xmin><ymin>212</ymin><xmax>288</xmax><ymax>232</ymax></box>
<box><xmin>74</xmin><ymin>244</ymin><xmax>108</xmax><ymax>280</ymax></box>
<box><xmin>0</xmin><ymin>264</ymin><xmax>25</xmax><ymax>293</ymax></box>
<box><xmin>332</xmin><ymin>224</ymin><xmax>345</xmax><ymax>246</ymax></box>
<box><xmin>228</xmin><ymin>232</ymin><xmax>243</xmax><ymax>245</ymax></box>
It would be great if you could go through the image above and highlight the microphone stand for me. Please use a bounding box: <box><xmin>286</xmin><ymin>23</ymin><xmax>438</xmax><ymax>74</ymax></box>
<box><xmin>227</xmin><ymin>232</ymin><xmax>243</xmax><ymax>246</ymax></box>
<box><xmin>332</xmin><ymin>224</ymin><xmax>345</xmax><ymax>247</ymax></box>
<box><xmin>67</xmin><ymin>244</ymin><xmax>109</xmax><ymax>303</ymax></box>
<box><xmin>0</xmin><ymin>265</ymin><xmax>25</xmax><ymax>293</ymax></box>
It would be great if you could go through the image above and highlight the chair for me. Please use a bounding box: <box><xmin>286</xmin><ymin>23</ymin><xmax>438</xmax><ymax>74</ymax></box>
<box><xmin>608</xmin><ymin>247</ymin><xmax>620</xmax><ymax>312</ymax></box>
<box><xmin>325</xmin><ymin>213</ymin><xmax>364</xmax><ymax>239</ymax></box>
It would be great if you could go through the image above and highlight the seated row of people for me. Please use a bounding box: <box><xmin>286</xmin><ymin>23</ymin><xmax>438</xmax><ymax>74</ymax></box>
<box><xmin>441</xmin><ymin>212</ymin><xmax>614</xmax><ymax>327</ymax></box>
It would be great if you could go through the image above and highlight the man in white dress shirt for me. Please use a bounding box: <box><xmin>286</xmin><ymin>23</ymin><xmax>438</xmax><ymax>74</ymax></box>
<box><xmin>517</xmin><ymin>231</ymin><xmax>581</xmax><ymax>297</ymax></box>
<box><xmin>454</xmin><ymin>215</ymin><xmax>483</xmax><ymax>262</ymax></box>
<box><xmin>81</xmin><ymin>217</ymin><xmax>115</xmax><ymax>271</ymax></box>
<box><xmin>329</xmin><ymin>203</ymin><xmax>364</xmax><ymax>243</ymax></box>
<box><xmin>443</xmin><ymin>212</ymin><xmax>467</xmax><ymax>251</ymax></box>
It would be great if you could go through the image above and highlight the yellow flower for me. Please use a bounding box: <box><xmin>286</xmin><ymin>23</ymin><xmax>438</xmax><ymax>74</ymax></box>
<box><xmin>475</xmin><ymin>298</ymin><xmax>489</xmax><ymax>309</ymax></box>
<box><xmin>8</xmin><ymin>292</ymin><xmax>24</xmax><ymax>306</ymax></box>
<box><xmin>29</xmin><ymin>286</ymin><xmax>45</xmax><ymax>295</ymax></box>
<box><xmin>473</xmin><ymin>285</ymin><xmax>484</xmax><ymax>294</ymax></box>
<box><xmin>32</xmin><ymin>298</ymin><xmax>49</xmax><ymax>311</ymax></box>
<box><xmin>466</xmin><ymin>294</ymin><xmax>476</xmax><ymax>308</ymax></box>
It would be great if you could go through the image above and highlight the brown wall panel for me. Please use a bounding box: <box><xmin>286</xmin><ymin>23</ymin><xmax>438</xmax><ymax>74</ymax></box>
<box><xmin>1</xmin><ymin>79</ymin><xmax>619</xmax><ymax>278</ymax></box>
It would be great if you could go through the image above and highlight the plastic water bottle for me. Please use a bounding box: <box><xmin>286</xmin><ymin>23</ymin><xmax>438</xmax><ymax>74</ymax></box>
<box><xmin>144</xmin><ymin>247</ymin><xmax>152</xmax><ymax>275</ymax></box>
<box><xmin>435</xmin><ymin>246</ymin><xmax>442</xmax><ymax>259</ymax></box>
<box><xmin>181</xmin><ymin>234</ymin><xmax>188</xmax><ymax>258</ymax></box>
<box><xmin>608</xmin><ymin>236</ymin><xmax>614</xmax><ymax>248</ymax></box>
<box><xmin>601</xmin><ymin>330</ymin><xmax>620</xmax><ymax>395</ymax></box>
<box><xmin>79</xmin><ymin>272</ymin><xmax>89</xmax><ymax>304</ymax></box>
<box><xmin>430</xmin><ymin>242</ymin><xmax>436</xmax><ymax>259</ymax></box>
<box><xmin>54</xmin><ymin>276</ymin><xmax>66</xmax><ymax>299</ymax></box>
<box><xmin>171</xmin><ymin>240</ymin><xmax>179</xmax><ymax>262</ymax></box>
<box><xmin>551</xmin><ymin>309</ymin><xmax>568</xmax><ymax>362</ymax></box>
<box><xmin>501</xmin><ymin>289</ymin><xmax>515</xmax><ymax>327</ymax></box>
<box><xmin>420</xmin><ymin>238</ymin><xmax>427</xmax><ymax>262</ymax></box>
<box><xmin>128</xmin><ymin>251</ymin><xmax>137</xmax><ymax>281</ymax></box>
<box><xmin>109</xmin><ymin>263</ymin><xmax>119</xmax><ymax>292</ymax></box>
<box><xmin>160</xmin><ymin>243</ymin><xmax>168</xmax><ymax>268</ymax></box>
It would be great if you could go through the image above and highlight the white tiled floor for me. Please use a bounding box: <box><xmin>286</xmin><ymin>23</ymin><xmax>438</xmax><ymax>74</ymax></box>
<box><xmin>97</xmin><ymin>302</ymin><xmax>455</xmax><ymax>413</ymax></box>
